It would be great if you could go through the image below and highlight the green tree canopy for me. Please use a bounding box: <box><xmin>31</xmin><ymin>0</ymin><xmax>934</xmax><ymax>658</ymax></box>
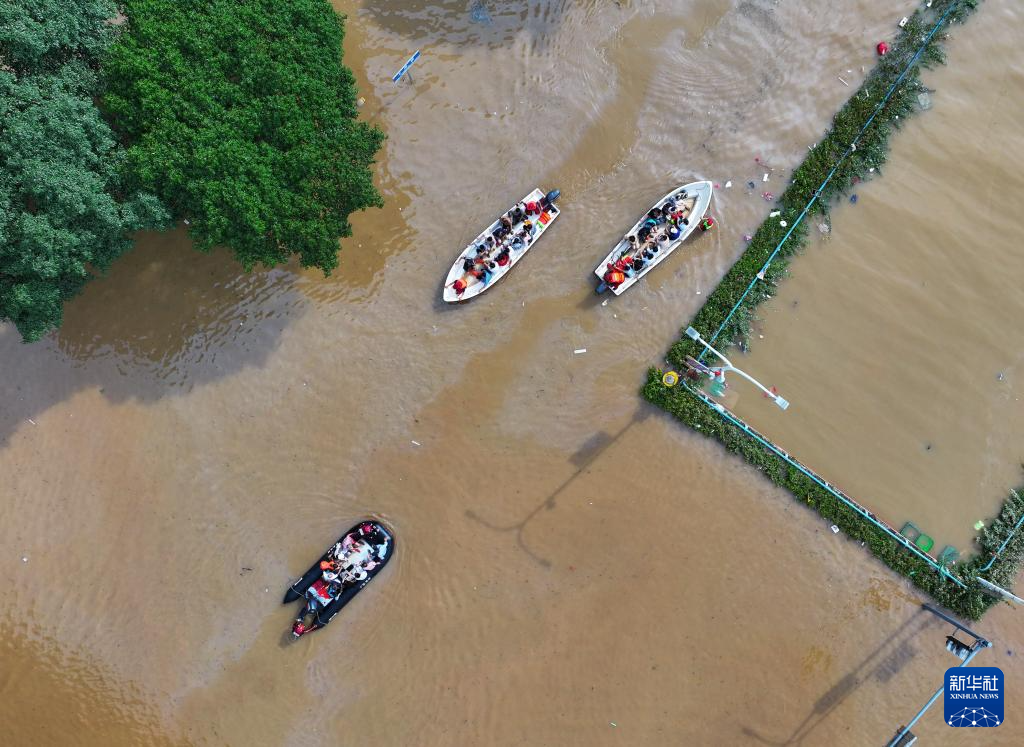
<box><xmin>103</xmin><ymin>0</ymin><xmax>385</xmax><ymax>273</ymax></box>
<box><xmin>0</xmin><ymin>0</ymin><xmax>168</xmax><ymax>342</ymax></box>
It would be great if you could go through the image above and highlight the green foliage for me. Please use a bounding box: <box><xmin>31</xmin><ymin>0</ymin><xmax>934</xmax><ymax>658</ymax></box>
<box><xmin>0</xmin><ymin>0</ymin><xmax>116</xmax><ymax>72</ymax></box>
<box><xmin>642</xmin><ymin>1</ymin><xmax>1016</xmax><ymax>619</ymax></box>
<box><xmin>0</xmin><ymin>0</ymin><xmax>168</xmax><ymax>342</ymax></box>
<box><xmin>102</xmin><ymin>0</ymin><xmax>385</xmax><ymax>273</ymax></box>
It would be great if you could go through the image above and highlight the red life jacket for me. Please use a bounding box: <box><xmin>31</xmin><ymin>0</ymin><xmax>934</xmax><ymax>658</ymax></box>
<box><xmin>605</xmin><ymin>270</ymin><xmax>626</xmax><ymax>287</ymax></box>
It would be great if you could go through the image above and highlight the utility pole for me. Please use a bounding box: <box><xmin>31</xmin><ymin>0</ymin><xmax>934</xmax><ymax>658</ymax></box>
<box><xmin>684</xmin><ymin>327</ymin><xmax>790</xmax><ymax>409</ymax></box>
<box><xmin>887</xmin><ymin>604</ymin><xmax>992</xmax><ymax>746</ymax></box>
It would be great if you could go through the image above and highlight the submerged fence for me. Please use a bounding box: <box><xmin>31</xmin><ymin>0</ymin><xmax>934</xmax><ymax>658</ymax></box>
<box><xmin>682</xmin><ymin>382</ymin><xmax>966</xmax><ymax>586</ymax></box>
<box><xmin>697</xmin><ymin>0</ymin><xmax>965</xmax><ymax>360</ymax></box>
<box><xmin>641</xmin><ymin>0</ymin><xmax>1024</xmax><ymax>619</ymax></box>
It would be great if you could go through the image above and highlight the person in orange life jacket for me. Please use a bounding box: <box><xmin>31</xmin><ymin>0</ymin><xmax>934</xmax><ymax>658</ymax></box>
<box><xmin>610</xmin><ymin>256</ymin><xmax>631</xmax><ymax>273</ymax></box>
<box><xmin>604</xmin><ymin>268</ymin><xmax>626</xmax><ymax>289</ymax></box>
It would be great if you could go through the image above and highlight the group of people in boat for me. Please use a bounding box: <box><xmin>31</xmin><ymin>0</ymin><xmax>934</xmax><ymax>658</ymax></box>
<box><xmin>602</xmin><ymin>189</ymin><xmax>710</xmax><ymax>291</ymax></box>
<box><xmin>451</xmin><ymin>195</ymin><xmax>553</xmax><ymax>296</ymax></box>
<box><xmin>293</xmin><ymin>523</ymin><xmax>387</xmax><ymax>634</ymax></box>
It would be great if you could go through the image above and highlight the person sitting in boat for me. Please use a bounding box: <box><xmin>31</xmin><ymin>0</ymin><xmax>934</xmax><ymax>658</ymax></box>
<box><xmin>496</xmin><ymin>249</ymin><xmax>511</xmax><ymax>267</ymax></box>
<box><xmin>340</xmin><ymin>565</ymin><xmax>368</xmax><ymax>585</ymax></box>
<box><xmin>663</xmin><ymin>198</ymin><xmax>676</xmax><ymax>214</ymax></box>
<box><xmin>522</xmin><ymin>219</ymin><xmax>534</xmax><ymax>236</ymax></box>
<box><xmin>604</xmin><ymin>268</ymin><xmax>626</xmax><ymax>289</ymax></box>
<box><xmin>648</xmin><ymin>207</ymin><xmax>663</xmax><ymax>224</ymax></box>
<box><xmin>668</xmin><ymin>224</ymin><xmax>681</xmax><ymax>241</ymax></box>
<box><xmin>657</xmin><ymin>232</ymin><xmax>670</xmax><ymax>251</ymax></box>
<box><xmin>671</xmin><ymin>208</ymin><xmax>689</xmax><ymax>226</ymax></box>
<box><xmin>511</xmin><ymin>203</ymin><xmax>525</xmax><ymax>224</ymax></box>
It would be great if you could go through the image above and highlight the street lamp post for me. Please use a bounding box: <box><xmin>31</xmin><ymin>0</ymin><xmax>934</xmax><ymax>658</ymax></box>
<box><xmin>684</xmin><ymin>327</ymin><xmax>790</xmax><ymax>410</ymax></box>
<box><xmin>886</xmin><ymin>605</ymin><xmax>993</xmax><ymax>747</ymax></box>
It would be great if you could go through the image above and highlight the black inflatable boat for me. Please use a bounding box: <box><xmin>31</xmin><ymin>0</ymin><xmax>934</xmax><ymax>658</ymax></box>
<box><xmin>284</xmin><ymin>520</ymin><xmax>394</xmax><ymax>637</ymax></box>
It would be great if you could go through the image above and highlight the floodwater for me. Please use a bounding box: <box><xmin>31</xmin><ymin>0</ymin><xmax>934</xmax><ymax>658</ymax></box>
<box><xmin>2</xmin><ymin>0</ymin><xmax>1022</xmax><ymax>744</ymax></box>
<box><xmin>729</xmin><ymin>0</ymin><xmax>1024</xmax><ymax>554</ymax></box>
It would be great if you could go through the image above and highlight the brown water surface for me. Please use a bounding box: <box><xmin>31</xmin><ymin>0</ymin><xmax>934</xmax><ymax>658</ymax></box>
<box><xmin>2</xmin><ymin>1</ymin><xmax>1023</xmax><ymax>744</ymax></box>
<box><xmin>729</xmin><ymin>0</ymin><xmax>1024</xmax><ymax>553</ymax></box>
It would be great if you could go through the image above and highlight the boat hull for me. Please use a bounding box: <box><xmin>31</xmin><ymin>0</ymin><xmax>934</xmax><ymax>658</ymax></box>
<box><xmin>593</xmin><ymin>180</ymin><xmax>713</xmax><ymax>295</ymax></box>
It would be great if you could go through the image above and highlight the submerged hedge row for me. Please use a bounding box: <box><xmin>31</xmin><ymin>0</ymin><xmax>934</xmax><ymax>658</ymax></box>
<box><xmin>641</xmin><ymin>0</ymin><xmax>1024</xmax><ymax>620</ymax></box>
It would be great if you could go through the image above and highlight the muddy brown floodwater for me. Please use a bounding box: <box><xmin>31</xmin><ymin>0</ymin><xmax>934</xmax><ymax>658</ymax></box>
<box><xmin>2</xmin><ymin>1</ymin><xmax>1022</xmax><ymax>745</ymax></box>
<box><xmin>729</xmin><ymin>0</ymin><xmax>1024</xmax><ymax>555</ymax></box>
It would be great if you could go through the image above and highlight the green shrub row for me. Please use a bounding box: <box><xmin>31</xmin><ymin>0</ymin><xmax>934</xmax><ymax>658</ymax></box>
<box><xmin>641</xmin><ymin>0</ymin><xmax>1024</xmax><ymax>619</ymax></box>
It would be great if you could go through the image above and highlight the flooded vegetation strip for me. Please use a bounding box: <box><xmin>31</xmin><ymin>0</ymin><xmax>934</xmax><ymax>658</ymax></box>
<box><xmin>641</xmin><ymin>0</ymin><xmax>1024</xmax><ymax>620</ymax></box>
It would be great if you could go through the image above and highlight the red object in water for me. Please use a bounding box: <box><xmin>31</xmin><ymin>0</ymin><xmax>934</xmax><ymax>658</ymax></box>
<box><xmin>877</xmin><ymin>41</ymin><xmax>889</xmax><ymax>56</ymax></box>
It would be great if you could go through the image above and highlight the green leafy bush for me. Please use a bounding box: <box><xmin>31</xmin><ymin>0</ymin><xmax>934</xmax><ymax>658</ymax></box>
<box><xmin>103</xmin><ymin>0</ymin><xmax>384</xmax><ymax>272</ymax></box>
<box><xmin>0</xmin><ymin>0</ymin><xmax>168</xmax><ymax>341</ymax></box>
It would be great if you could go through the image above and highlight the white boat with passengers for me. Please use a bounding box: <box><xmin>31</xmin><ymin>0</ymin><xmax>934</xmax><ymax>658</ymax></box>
<box><xmin>443</xmin><ymin>188</ymin><xmax>561</xmax><ymax>303</ymax></box>
<box><xmin>594</xmin><ymin>180</ymin><xmax>713</xmax><ymax>295</ymax></box>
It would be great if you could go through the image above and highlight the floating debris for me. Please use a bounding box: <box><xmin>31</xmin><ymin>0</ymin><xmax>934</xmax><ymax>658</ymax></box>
<box><xmin>573</xmin><ymin>348</ymin><xmax>587</xmax><ymax>355</ymax></box>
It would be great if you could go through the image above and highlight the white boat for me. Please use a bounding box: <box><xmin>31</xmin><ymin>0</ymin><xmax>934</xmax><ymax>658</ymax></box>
<box><xmin>593</xmin><ymin>180</ymin><xmax>713</xmax><ymax>295</ymax></box>
<box><xmin>442</xmin><ymin>188</ymin><xmax>561</xmax><ymax>303</ymax></box>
